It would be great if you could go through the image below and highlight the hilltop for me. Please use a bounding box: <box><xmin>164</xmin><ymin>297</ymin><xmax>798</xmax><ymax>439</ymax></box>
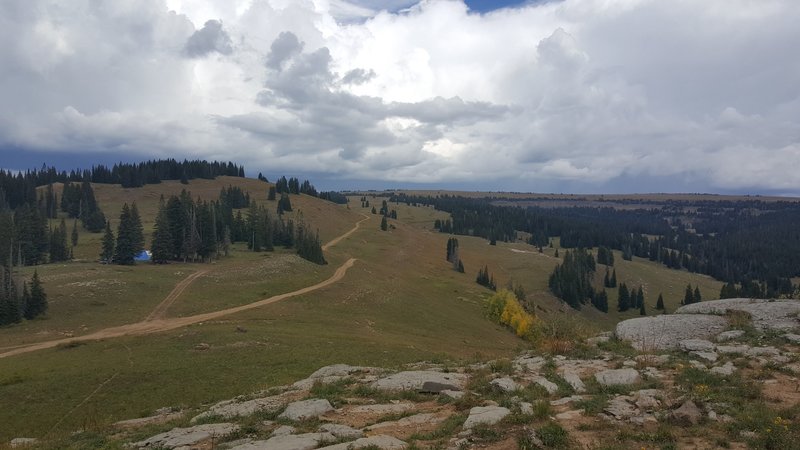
<box><xmin>0</xmin><ymin>173</ymin><xmax>795</xmax><ymax>449</ymax></box>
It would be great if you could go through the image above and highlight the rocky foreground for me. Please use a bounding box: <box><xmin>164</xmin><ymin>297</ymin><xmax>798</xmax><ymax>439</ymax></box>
<box><xmin>10</xmin><ymin>298</ymin><xmax>800</xmax><ymax>449</ymax></box>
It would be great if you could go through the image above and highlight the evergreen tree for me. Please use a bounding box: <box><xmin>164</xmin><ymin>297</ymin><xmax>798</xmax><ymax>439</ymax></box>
<box><xmin>693</xmin><ymin>286</ymin><xmax>702</xmax><ymax>303</ymax></box>
<box><xmin>554</xmin><ymin>248</ymin><xmax>559</xmax><ymax>258</ymax></box>
<box><xmin>268</xmin><ymin>186</ymin><xmax>276</xmax><ymax>201</ymax></box>
<box><xmin>457</xmin><ymin>259</ymin><xmax>464</xmax><ymax>273</ymax></box>
<box><xmin>100</xmin><ymin>220</ymin><xmax>115</xmax><ymax>263</ymax></box>
<box><xmin>24</xmin><ymin>270</ymin><xmax>47</xmax><ymax>320</ymax></box>
<box><xmin>683</xmin><ymin>284</ymin><xmax>695</xmax><ymax>305</ymax></box>
<box><xmin>277</xmin><ymin>193</ymin><xmax>292</xmax><ymax>215</ymax></box>
<box><xmin>636</xmin><ymin>286</ymin><xmax>645</xmax><ymax>309</ymax></box>
<box><xmin>604</xmin><ymin>269</ymin><xmax>611</xmax><ymax>288</ymax></box>
<box><xmin>610</xmin><ymin>269</ymin><xmax>617</xmax><ymax>287</ymax></box>
<box><xmin>719</xmin><ymin>282</ymin><xmax>738</xmax><ymax>299</ymax></box>
<box><xmin>0</xmin><ymin>268</ymin><xmax>21</xmax><ymax>325</ymax></box>
<box><xmin>48</xmin><ymin>218</ymin><xmax>69</xmax><ymax>262</ymax></box>
<box><xmin>71</xmin><ymin>219</ymin><xmax>79</xmax><ymax>247</ymax></box>
<box><xmin>114</xmin><ymin>204</ymin><xmax>136</xmax><ymax>265</ymax></box>
<box><xmin>380</xmin><ymin>215</ymin><xmax>388</xmax><ymax>231</ymax></box>
<box><xmin>371</xmin><ymin>206</ymin><xmax>377</xmax><ymax>214</ymax></box>
<box><xmin>617</xmin><ymin>283</ymin><xmax>630</xmax><ymax>312</ymax></box>
<box><xmin>639</xmin><ymin>298</ymin><xmax>647</xmax><ymax>316</ymax></box>
<box><xmin>150</xmin><ymin>202</ymin><xmax>173</xmax><ymax>264</ymax></box>
<box><xmin>593</xmin><ymin>289</ymin><xmax>609</xmax><ymax>313</ymax></box>
<box><xmin>656</xmin><ymin>293</ymin><xmax>665</xmax><ymax>310</ymax></box>
<box><xmin>129</xmin><ymin>202</ymin><xmax>145</xmax><ymax>255</ymax></box>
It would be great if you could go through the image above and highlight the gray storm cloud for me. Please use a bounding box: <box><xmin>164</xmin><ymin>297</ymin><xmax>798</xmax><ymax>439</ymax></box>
<box><xmin>184</xmin><ymin>20</ymin><xmax>233</xmax><ymax>57</ymax></box>
<box><xmin>1</xmin><ymin>0</ymin><xmax>799</xmax><ymax>194</ymax></box>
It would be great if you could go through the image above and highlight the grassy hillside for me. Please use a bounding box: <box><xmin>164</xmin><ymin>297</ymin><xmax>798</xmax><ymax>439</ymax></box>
<box><xmin>0</xmin><ymin>183</ymin><xmax>731</xmax><ymax>443</ymax></box>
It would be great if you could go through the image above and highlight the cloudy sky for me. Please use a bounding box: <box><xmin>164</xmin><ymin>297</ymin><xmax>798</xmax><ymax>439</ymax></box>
<box><xmin>2</xmin><ymin>0</ymin><xmax>799</xmax><ymax>194</ymax></box>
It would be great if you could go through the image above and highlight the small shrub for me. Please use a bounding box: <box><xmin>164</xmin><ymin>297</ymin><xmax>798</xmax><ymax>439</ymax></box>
<box><xmin>489</xmin><ymin>358</ymin><xmax>514</xmax><ymax>375</ymax></box>
<box><xmin>538</xmin><ymin>422</ymin><xmax>569</xmax><ymax>448</ymax></box>
<box><xmin>471</xmin><ymin>424</ymin><xmax>502</xmax><ymax>442</ymax></box>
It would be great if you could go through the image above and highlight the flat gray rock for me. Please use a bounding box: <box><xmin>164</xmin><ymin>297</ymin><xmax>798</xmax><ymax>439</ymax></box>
<box><xmin>716</xmin><ymin>330</ymin><xmax>745</xmax><ymax>342</ymax></box>
<box><xmin>317</xmin><ymin>435</ymin><xmax>407</xmax><ymax>450</ymax></box>
<box><xmin>675</xmin><ymin>298</ymin><xmax>800</xmax><ymax>331</ymax></box>
<box><xmin>318</xmin><ymin>423</ymin><xmax>363</xmax><ymax>439</ymax></box>
<box><xmin>594</xmin><ymin>368</ymin><xmax>641</xmax><ymax>387</ymax></box>
<box><xmin>604</xmin><ymin>396</ymin><xmax>637</xmax><ymax>419</ymax></box>
<box><xmin>490</xmin><ymin>376</ymin><xmax>519</xmax><ymax>392</ymax></box>
<box><xmin>716</xmin><ymin>345</ymin><xmax>750</xmax><ymax>355</ymax></box>
<box><xmin>230</xmin><ymin>432</ymin><xmax>335</xmax><ymax>450</ymax></box>
<box><xmin>192</xmin><ymin>391</ymin><xmax>295</xmax><ymax>423</ymax></box>
<box><xmin>672</xmin><ymin>400</ymin><xmax>702</xmax><ymax>426</ymax></box>
<box><xmin>633</xmin><ymin>389</ymin><xmax>663</xmax><ymax>411</ymax></box>
<box><xmin>9</xmin><ymin>438</ymin><xmax>38</xmax><ymax>448</ymax></box>
<box><xmin>532</xmin><ymin>377</ymin><xmax>559</xmax><ymax>394</ymax></box>
<box><xmin>616</xmin><ymin>315</ymin><xmax>728</xmax><ymax>350</ymax></box>
<box><xmin>132</xmin><ymin>423</ymin><xmax>240</xmax><ymax>449</ymax></box>
<box><xmin>746</xmin><ymin>346</ymin><xmax>780</xmax><ymax>357</ymax></box>
<box><xmin>371</xmin><ymin>371</ymin><xmax>468</xmax><ymax>392</ymax></box>
<box><xmin>710</xmin><ymin>362</ymin><xmax>736</xmax><ymax>376</ymax></box>
<box><xmin>690</xmin><ymin>351</ymin><xmax>718</xmax><ymax>362</ymax></box>
<box><xmin>308</xmin><ymin>364</ymin><xmax>377</xmax><ymax>379</ymax></box>
<box><xmin>279</xmin><ymin>399</ymin><xmax>334</xmax><ymax>421</ymax></box>
<box><xmin>550</xmin><ymin>395</ymin><xmax>586</xmax><ymax>406</ymax></box>
<box><xmin>561</xmin><ymin>371</ymin><xmax>586</xmax><ymax>393</ymax></box>
<box><xmin>271</xmin><ymin>425</ymin><xmax>295</xmax><ymax>437</ymax></box>
<box><xmin>441</xmin><ymin>389</ymin><xmax>464</xmax><ymax>400</ymax></box>
<box><xmin>679</xmin><ymin>339</ymin><xmax>715</xmax><ymax>352</ymax></box>
<box><xmin>366</xmin><ymin>413</ymin><xmax>442</xmax><ymax>432</ymax></box>
<box><xmin>783</xmin><ymin>333</ymin><xmax>800</xmax><ymax>344</ymax></box>
<box><xmin>513</xmin><ymin>355</ymin><xmax>547</xmax><ymax>373</ymax></box>
<box><xmin>463</xmin><ymin>406</ymin><xmax>510</xmax><ymax>429</ymax></box>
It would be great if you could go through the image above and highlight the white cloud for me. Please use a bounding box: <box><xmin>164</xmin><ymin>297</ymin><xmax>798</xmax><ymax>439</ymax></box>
<box><xmin>2</xmin><ymin>0</ymin><xmax>800</xmax><ymax>193</ymax></box>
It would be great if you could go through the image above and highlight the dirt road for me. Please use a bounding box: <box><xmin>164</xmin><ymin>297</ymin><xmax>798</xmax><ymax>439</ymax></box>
<box><xmin>0</xmin><ymin>213</ymin><xmax>367</xmax><ymax>359</ymax></box>
<box><xmin>145</xmin><ymin>269</ymin><xmax>209</xmax><ymax>321</ymax></box>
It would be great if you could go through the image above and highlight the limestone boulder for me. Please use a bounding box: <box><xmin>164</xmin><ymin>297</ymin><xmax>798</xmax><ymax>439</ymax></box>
<box><xmin>616</xmin><ymin>315</ymin><xmax>727</xmax><ymax>350</ymax></box>
<box><xmin>279</xmin><ymin>399</ymin><xmax>334</xmax><ymax>421</ymax></box>
<box><xmin>462</xmin><ymin>406</ymin><xmax>510</xmax><ymax>429</ymax></box>
<box><xmin>594</xmin><ymin>369</ymin><xmax>641</xmax><ymax>387</ymax></box>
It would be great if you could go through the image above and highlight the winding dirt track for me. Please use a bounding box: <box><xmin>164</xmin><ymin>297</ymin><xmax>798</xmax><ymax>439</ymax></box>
<box><xmin>0</xmin><ymin>214</ymin><xmax>370</xmax><ymax>360</ymax></box>
<box><xmin>145</xmin><ymin>269</ymin><xmax>209</xmax><ymax>321</ymax></box>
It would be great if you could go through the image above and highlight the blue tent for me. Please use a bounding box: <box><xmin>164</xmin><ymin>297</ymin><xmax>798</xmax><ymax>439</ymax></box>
<box><xmin>134</xmin><ymin>250</ymin><xmax>151</xmax><ymax>262</ymax></box>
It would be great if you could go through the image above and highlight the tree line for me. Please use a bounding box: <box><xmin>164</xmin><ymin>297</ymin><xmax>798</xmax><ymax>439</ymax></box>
<box><xmin>394</xmin><ymin>193</ymin><xmax>800</xmax><ymax>298</ymax></box>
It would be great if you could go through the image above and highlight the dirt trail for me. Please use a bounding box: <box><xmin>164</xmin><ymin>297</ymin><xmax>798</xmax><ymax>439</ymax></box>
<box><xmin>323</xmin><ymin>214</ymin><xmax>370</xmax><ymax>250</ymax></box>
<box><xmin>0</xmin><ymin>213</ymin><xmax>367</xmax><ymax>359</ymax></box>
<box><xmin>145</xmin><ymin>269</ymin><xmax>208</xmax><ymax>321</ymax></box>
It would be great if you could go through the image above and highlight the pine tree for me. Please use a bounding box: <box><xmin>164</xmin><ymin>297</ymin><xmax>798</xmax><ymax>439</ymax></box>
<box><xmin>24</xmin><ymin>270</ymin><xmax>47</xmax><ymax>320</ymax></box>
<box><xmin>610</xmin><ymin>269</ymin><xmax>617</xmax><ymax>287</ymax></box>
<box><xmin>100</xmin><ymin>220</ymin><xmax>115</xmax><ymax>263</ymax></box>
<box><xmin>114</xmin><ymin>204</ymin><xmax>136</xmax><ymax>265</ymax></box>
<box><xmin>129</xmin><ymin>202</ymin><xmax>145</xmax><ymax>255</ymax></box>
<box><xmin>617</xmin><ymin>283</ymin><xmax>630</xmax><ymax>312</ymax></box>
<box><xmin>656</xmin><ymin>293</ymin><xmax>665</xmax><ymax>310</ymax></box>
<box><xmin>639</xmin><ymin>299</ymin><xmax>647</xmax><ymax>316</ymax></box>
<box><xmin>693</xmin><ymin>286</ymin><xmax>702</xmax><ymax>303</ymax></box>
<box><xmin>457</xmin><ymin>260</ymin><xmax>465</xmax><ymax>273</ymax></box>
<box><xmin>71</xmin><ymin>219</ymin><xmax>79</xmax><ymax>247</ymax></box>
<box><xmin>150</xmin><ymin>202</ymin><xmax>173</xmax><ymax>264</ymax></box>
<box><xmin>636</xmin><ymin>286</ymin><xmax>645</xmax><ymax>309</ymax></box>
<box><xmin>683</xmin><ymin>284</ymin><xmax>694</xmax><ymax>305</ymax></box>
<box><xmin>0</xmin><ymin>268</ymin><xmax>21</xmax><ymax>325</ymax></box>
<box><xmin>604</xmin><ymin>269</ymin><xmax>611</xmax><ymax>288</ymax></box>
<box><xmin>268</xmin><ymin>186</ymin><xmax>276</xmax><ymax>201</ymax></box>
<box><xmin>554</xmin><ymin>248</ymin><xmax>559</xmax><ymax>258</ymax></box>
<box><xmin>380</xmin><ymin>215</ymin><xmax>388</xmax><ymax>231</ymax></box>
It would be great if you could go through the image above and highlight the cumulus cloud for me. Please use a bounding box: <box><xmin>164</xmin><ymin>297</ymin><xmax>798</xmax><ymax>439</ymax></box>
<box><xmin>184</xmin><ymin>19</ymin><xmax>233</xmax><ymax>57</ymax></box>
<box><xmin>2</xmin><ymin>0</ymin><xmax>800</xmax><ymax>193</ymax></box>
